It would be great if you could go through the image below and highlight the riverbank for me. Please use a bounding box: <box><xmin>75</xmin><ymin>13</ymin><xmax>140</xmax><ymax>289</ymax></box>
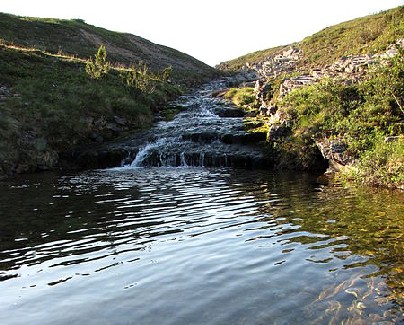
<box><xmin>0</xmin><ymin>44</ymin><xmax>185</xmax><ymax>178</ymax></box>
<box><xmin>0</xmin><ymin>13</ymin><xmax>219</xmax><ymax>179</ymax></box>
<box><xmin>220</xmin><ymin>42</ymin><xmax>404</xmax><ymax>189</ymax></box>
<box><xmin>216</xmin><ymin>7</ymin><xmax>404</xmax><ymax>190</ymax></box>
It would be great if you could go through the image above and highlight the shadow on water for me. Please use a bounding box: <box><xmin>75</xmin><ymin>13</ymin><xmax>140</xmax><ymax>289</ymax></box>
<box><xmin>0</xmin><ymin>168</ymin><xmax>403</xmax><ymax>324</ymax></box>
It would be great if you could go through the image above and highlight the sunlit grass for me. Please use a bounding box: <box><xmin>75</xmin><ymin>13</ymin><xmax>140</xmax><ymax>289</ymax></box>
<box><xmin>222</xmin><ymin>6</ymin><xmax>404</xmax><ymax>71</ymax></box>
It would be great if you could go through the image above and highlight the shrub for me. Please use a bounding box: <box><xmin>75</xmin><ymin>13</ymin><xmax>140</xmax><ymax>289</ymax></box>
<box><xmin>85</xmin><ymin>44</ymin><xmax>110</xmax><ymax>79</ymax></box>
<box><xmin>350</xmin><ymin>136</ymin><xmax>404</xmax><ymax>188</ymax></box>
<box><xmin>277</xmin><ymin>46</ymin><xmax>404</xmax><ymax>187</ymax></box>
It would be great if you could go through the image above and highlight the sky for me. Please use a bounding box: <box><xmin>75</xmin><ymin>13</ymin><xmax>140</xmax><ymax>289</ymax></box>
<box><xmin>1</xmin><ymin>0</ymin><xmax>403</xmax><ymax>66</ymax></box>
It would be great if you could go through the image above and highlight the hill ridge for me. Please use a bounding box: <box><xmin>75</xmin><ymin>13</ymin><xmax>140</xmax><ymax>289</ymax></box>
<box><xmin>218</xmin><ymin>6</ymin><xmax>403</xmax><ymax>72</ymax></box>
<box><xmin>0</xmin><ymin>12</ymin><xmax>216</xmax><ymax>82</ymax></box>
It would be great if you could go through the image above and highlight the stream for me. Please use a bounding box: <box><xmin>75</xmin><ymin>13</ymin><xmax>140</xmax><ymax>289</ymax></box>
<box><xmin>104</xmin><ymin>80</ymin><xmax>269</xmax><ymax>169</ymax></box>
<box><xmin>0</xmin><ymin>82</ymin><xmax>403</xmax><ymax>324</ymax></box>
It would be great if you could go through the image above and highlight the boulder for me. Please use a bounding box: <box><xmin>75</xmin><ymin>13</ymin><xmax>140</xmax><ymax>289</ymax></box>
<box><xmin>182</xmin><ymin>132</ymin><xmax>219</xmax><ymax>143</ymax></box>
<box><xmin>316</xmin><ymin>139</ymin><xmax>354</xmax><ymax>171</ymax></box>
<box><xmin>221</xmin><ymin>132</ymin><xmax>267</xmax><ymax>145</ymax></box>
<box><xmin>214</xmin><ymin>107</ymin><xmax>245</xmax><ymax>117</ymax></box>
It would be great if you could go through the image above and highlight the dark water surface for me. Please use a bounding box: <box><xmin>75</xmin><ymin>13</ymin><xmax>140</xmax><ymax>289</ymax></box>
<box><xmin>0</xmin><ymin>167</ymin><xmax>403</xmax><ymax>324</ymax></box>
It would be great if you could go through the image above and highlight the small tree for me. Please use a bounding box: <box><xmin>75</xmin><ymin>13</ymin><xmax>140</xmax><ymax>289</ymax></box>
<box><xmin>161</xmin><ymin>65</ymin><xmax>172</xmax><ymax>82</ymax></box>
<box><xmin>120</xmin><ymin>62</ymin><xmax>157</xmax><ymax>94</ymax></box>
<box><xmin>86</xmin><ymin>45</ymin><xmax>110</xmax><ymax>79</ymax></box>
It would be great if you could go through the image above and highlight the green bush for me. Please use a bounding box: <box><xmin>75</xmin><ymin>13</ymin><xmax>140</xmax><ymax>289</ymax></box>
<box><xmin>351</xmin><ymin>136</ymin><xmax>404</xmax><ymax>188</ymax></box>
<box><xmin>85</xmin><ymin>44</ymin><xmax>110</xmax><ymax>79</ymax></box>
<box><xmin>277</xmin><ymin>48</ymin><xmax>404</xmax><ymax>187</ymax></box>
<box><xmin>224</xmin><ymin>87</ymin><xmax>256</xmax><ymax>108</ymax></box>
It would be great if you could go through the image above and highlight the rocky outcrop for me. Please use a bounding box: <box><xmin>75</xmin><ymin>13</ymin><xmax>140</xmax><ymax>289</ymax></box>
<box><xmin>316</xmin><ymin>139</ymin><xmax>355</xmax><ymax>172</ymax></box>
<box><xmin>242</xmin><ymin>39</ymin><xmax>404</xmax><ymax>102</ymax></box>
<box><xmin>249</xmin><ymin>46</ymin><xmax>301</xmax><ymax>79</ymax></box>
<box><xmin>279</xmin><ymin>74</ymin><xmax>318</xmax><ymax>98</ymax></box>
<box><xmin>227</xmin><ymin>39</ymin><xmax>403</xmax><ymax>173</ymax></box>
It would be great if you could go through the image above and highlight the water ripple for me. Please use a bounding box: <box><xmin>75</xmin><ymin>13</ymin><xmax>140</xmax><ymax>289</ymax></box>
<box><xmin>0</xmin><ymin>168</ymin><xmax>403</xmax><ymax>324</ymax></box>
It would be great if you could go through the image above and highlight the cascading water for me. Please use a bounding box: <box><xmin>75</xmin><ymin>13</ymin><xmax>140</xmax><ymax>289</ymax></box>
<box><xmin>125</xmin><ymin>80</ymin><xmax>268</xmax><ymax>168</ymax></box>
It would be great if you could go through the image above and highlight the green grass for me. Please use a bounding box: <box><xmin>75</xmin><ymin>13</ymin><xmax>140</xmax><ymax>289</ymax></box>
<box><xmin>224</xmin><ymin>87</ymin><xmax>256</xmax><ymax>107</ymax></box>
<box><xmin>350</xmin><ymin>137</ymin><xmax>404</xmax><ymax>188</ymax></box>
<box><xmin>0</xmin><ymin>44</ymin><xmax>181</xmax><ymax>176</ymax></box>
<box><xmin>221</xmin><ymin>6</ymin><xmax>404</xmax><ymax>71</ymax></box>
<box><xmin>278</xmin><ymin>50</ymin><xmax>404</xmax><ymax>188</ymax></box>
<box><xmin>300</xmin><ymin>6</ymin><xmax>404</xmax><ymax>68</ymax></box>
<box><xmin>0</xmin><ymin>11</ymin><xmax>219</xmax><ymax>177</ymax></box>
<box><xmin>0</xmin><ymin>12</ymin><xmax>217</xmax><ymax>84</ymax></box>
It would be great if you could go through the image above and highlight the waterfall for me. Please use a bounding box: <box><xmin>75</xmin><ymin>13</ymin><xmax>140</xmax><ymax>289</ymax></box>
<box><xmin>131</xmin><ymin>139</ymin><xmax>167</xmax><ymax>167</ymax></box>
<box><xmin>199</xmin><ymin>152</ymin><xmax>205</xmax><ymax>167</ymax></box>
<box><xmin>126</xmin><ymin>80</ymin><xmax>268</xmax><ymax>169</ymax></box>
<box><xmin>180</xmin><ymin>152</ymin><xmax>188</xmax><ymax>167</ymax></box>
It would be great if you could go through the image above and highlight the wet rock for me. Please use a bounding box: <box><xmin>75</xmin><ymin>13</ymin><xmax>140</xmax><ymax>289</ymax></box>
<box><xmin>64</xmin><ymin>148</ymin><xmax>129</xmax><ymax>170</ymax></box>
<box><xmin>211</xmin><ymin>89</ymin><xmax>229</xmax><ymax>98</ymax></box>
<box><xmin>214</xmin><ymin>107</ymin><xmax>245</xmax><ymax>117</ymax></box>
<box><xmin>221</xmin><ymin>132</ymin><xmax>267</xmax><ymax>145</ymax></box>
<box><xmin>62</xmin><ymin>80</ymin><xmax>275</xmax><ymax>172</ymax></box>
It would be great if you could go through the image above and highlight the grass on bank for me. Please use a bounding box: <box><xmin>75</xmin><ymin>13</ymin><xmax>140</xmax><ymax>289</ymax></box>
<box><xmin>279</xmin><ymin>48</ymin><xmax>404</xmax><ymax>187</ymax></box>
<box><xmin>0</xmin><ymin>44</ymin><xmax>181</xmax><ymax>175</ymax></box>
<box><xmin>0</xmin><ymin>12</ymin><xmax>218</xmax><ymax>85</ymax></box>
<box><xmin>221</xmin><ymin>6</ymin><xmax>404</xmax><ymax>71</ymax></box>
<box><xmin>224</xmin><ymin>87</ymin><xmax>256</xmax><ymax>107</ymax></box>
<box><xmin>223</xmin><ymin>46</ymin><xmax>404</xmax><ymax>188</ymax></box>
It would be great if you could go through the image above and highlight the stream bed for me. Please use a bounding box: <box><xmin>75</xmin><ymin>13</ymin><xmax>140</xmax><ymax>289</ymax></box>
<box><xmin>0</xmin><ymin>82</ymin><xmax>403</xmax><ymax>324</ymax></box>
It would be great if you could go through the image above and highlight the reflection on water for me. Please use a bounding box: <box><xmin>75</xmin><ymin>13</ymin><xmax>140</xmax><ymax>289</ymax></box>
<box><xmin>0</xmin><ymin>168</ymin><xmax>403</xmax><ymax>324</ymax></box>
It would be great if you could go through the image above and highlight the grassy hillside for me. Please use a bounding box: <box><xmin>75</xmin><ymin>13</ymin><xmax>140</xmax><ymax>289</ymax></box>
<box><xmin>0</xmin><ymin>12</ymin><xmax>218</xmax><ymax>177</ymax></box>
<box><xmin>220</xmin><ymin>6</ymin><xmax>404</xmax><ymax>189</ymax></box>
<box><xmin>0</xmin><ymin>12</ymin><xmax>217</xmax><ymax>82</ymax></box>
<box><xmin>220</xmin><ymin>6</ymin><xmax>404</xmax><ymax>71</ymax></box>
<box><xmin>300</xmin><ymin>6</ymin><xmax>404</xmax><ymax>68</ymax></box>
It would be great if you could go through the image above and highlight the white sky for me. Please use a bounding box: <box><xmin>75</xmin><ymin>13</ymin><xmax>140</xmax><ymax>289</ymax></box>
<box><xmin>1</xmin><ymin>0</ymin><xmax>403</xmax><ymax>66</ymax></box>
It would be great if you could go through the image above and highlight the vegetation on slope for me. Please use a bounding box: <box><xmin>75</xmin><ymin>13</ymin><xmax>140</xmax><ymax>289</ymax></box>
<box><xmin>0</xmin><ymin>12</ymin><xmax>217</xmax><ymax>83</ymax></box>
<box><xmin>0</xmin><ymin>11</ymin><xmax>220</xmax><ymax>177</ymax></box>
<box><xmin>227</xmin><ymin>49</ymin><xmax>404</xmax><ymax>187</ymax></box>
<box><xmin>279</xmin><ymin>51</ymin><xmax>404</xmax><ymax>188</ymax></box>
<box><xmin>0</xmin><ymin>42</ymin><xmax>181</xmax><ymax>176</ymax></box>
<box><xmin>221</xmin><ymin>6</ymin><xmax>404</xmax><ymax>189</ymax></box>
<box><xmin>300</xmin><ymin>6</ymin><xmax>404</xmax><ymax>68</ymax></box>
<box><xmin>220</xmin><ymin>6</ymin><xmax>404</xmax><ymax>71</ymax></box>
